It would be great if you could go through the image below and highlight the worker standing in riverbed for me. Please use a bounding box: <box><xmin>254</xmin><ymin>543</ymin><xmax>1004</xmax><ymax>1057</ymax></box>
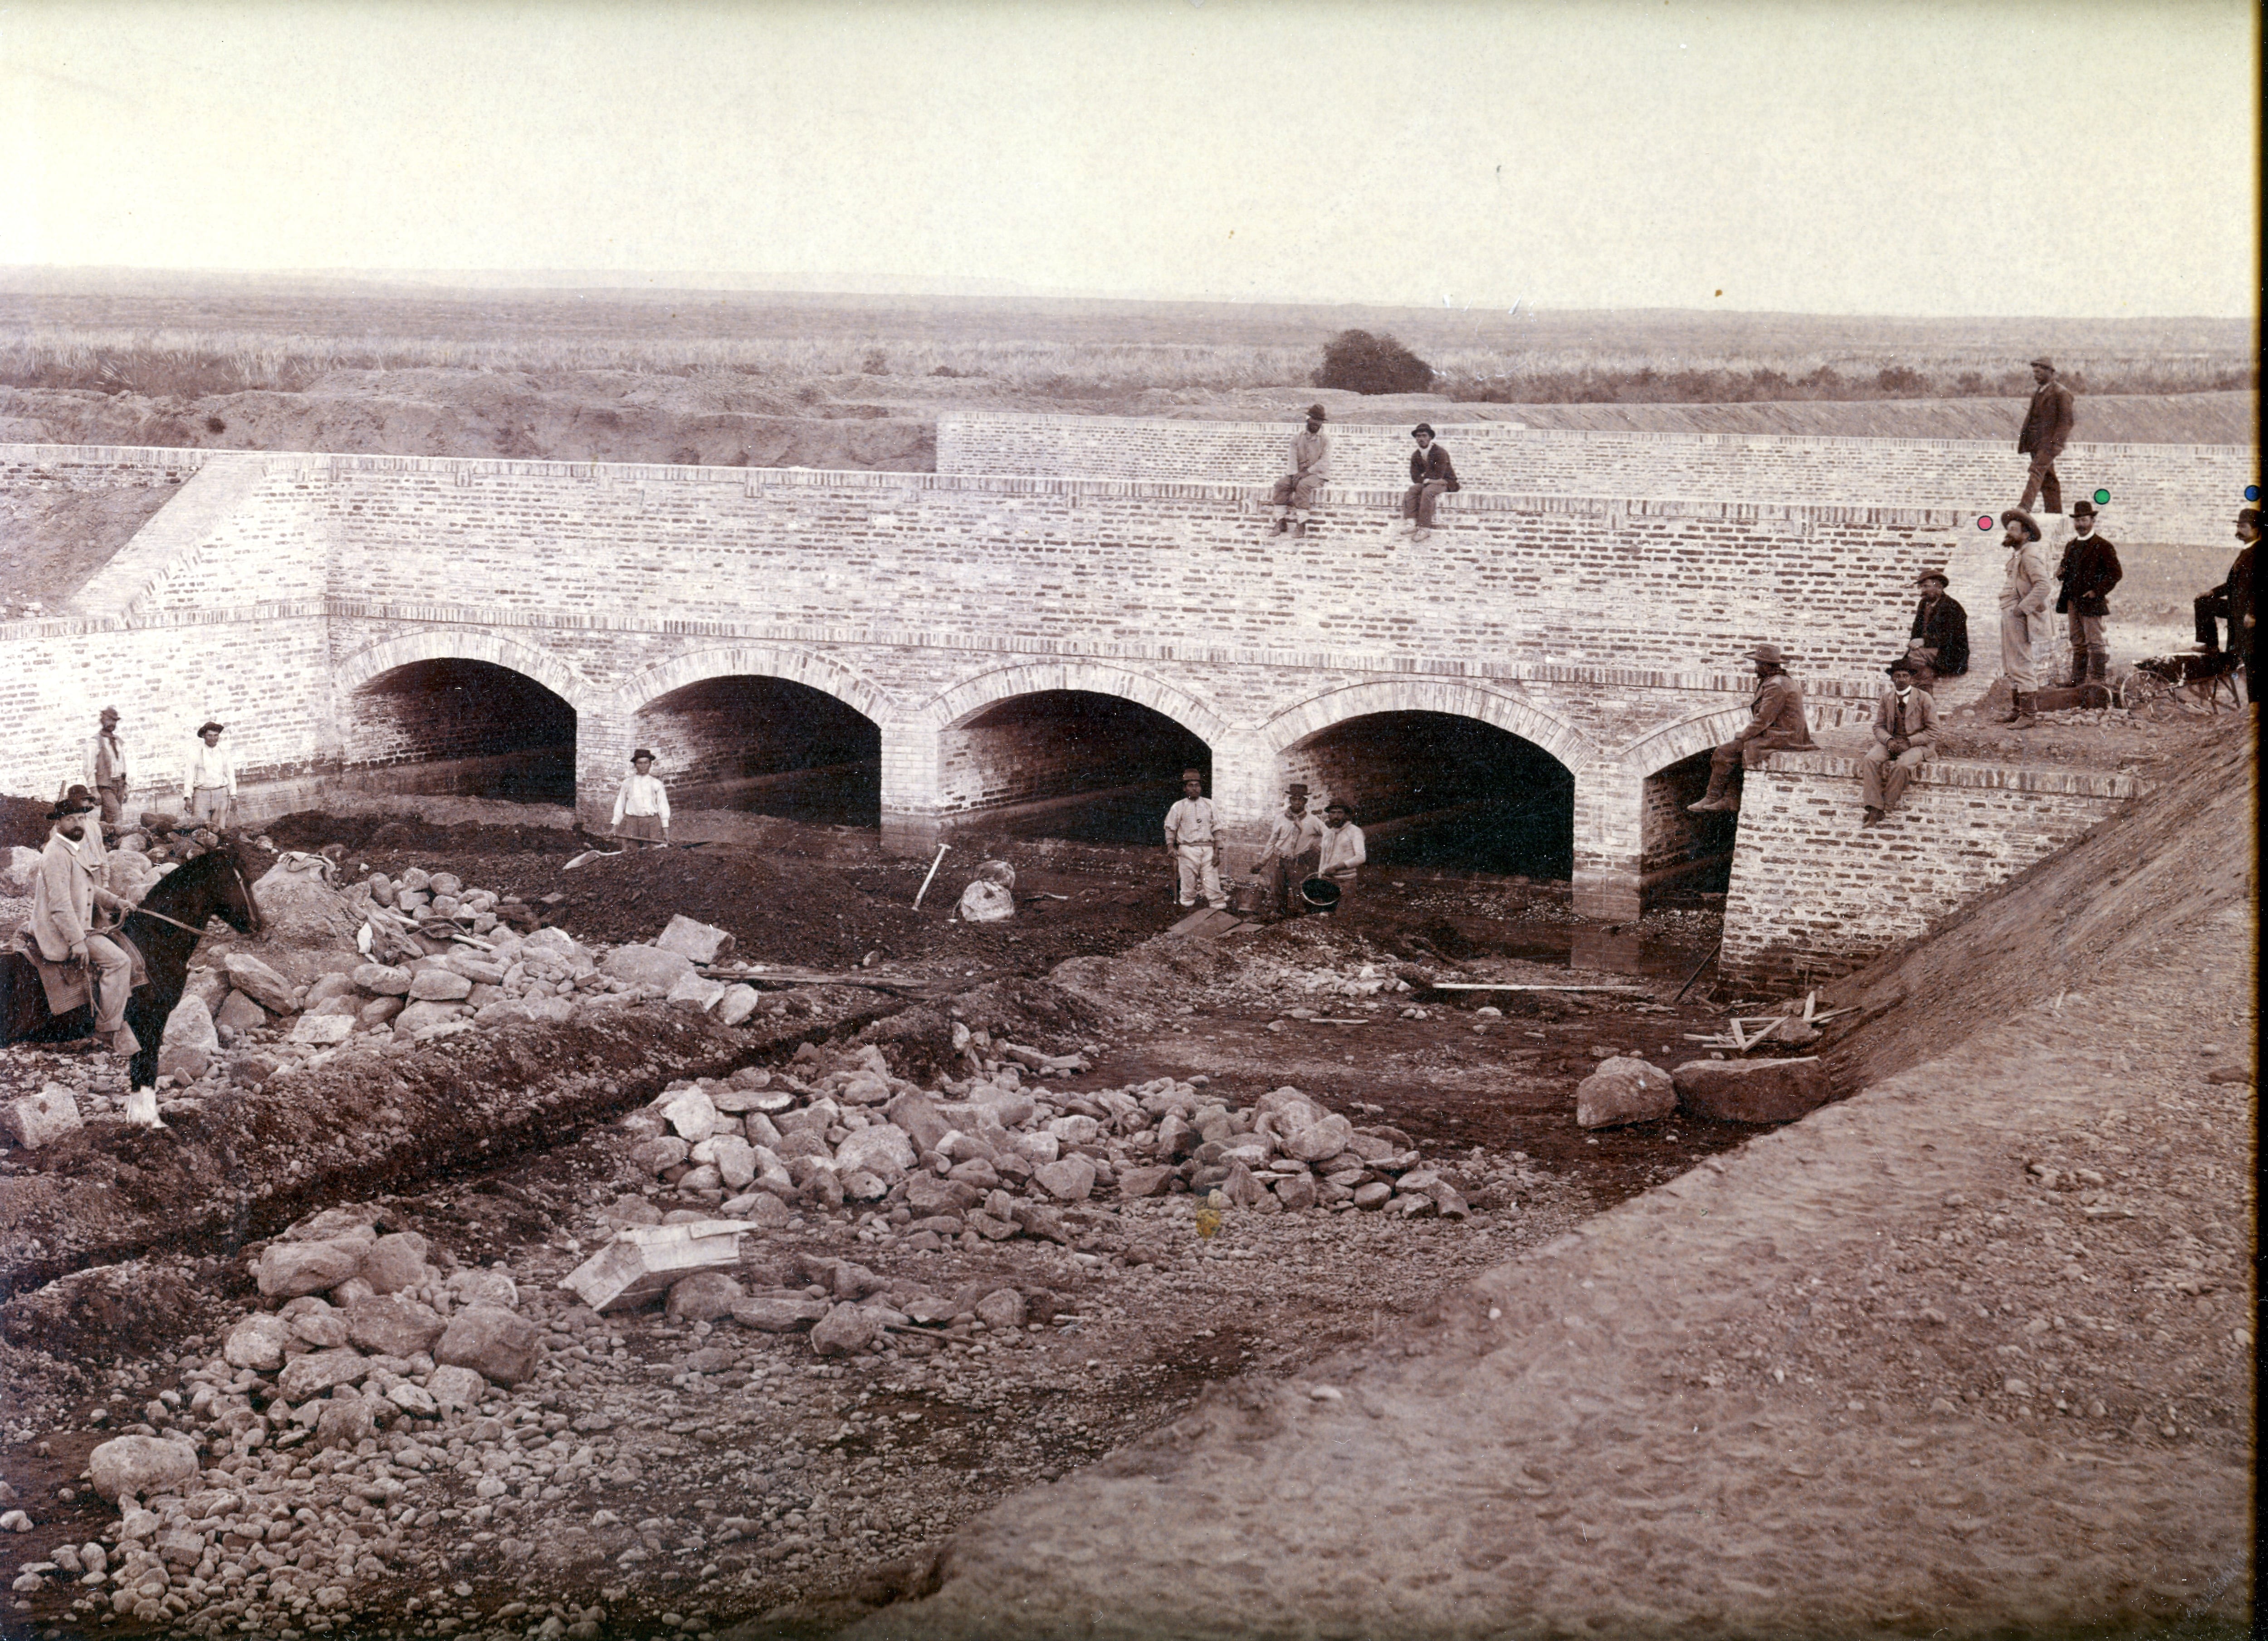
<box><xmin>1253</xmin><ymin>781</ymin><xmax>1324</xmax><ymax>915</ymax></box>
<box><xmin>1163</xmin><ymin>769</ymin><xmax>1227</xmax><ymax>911</ymax></box>
<box><xmin>1317</xmin><ymin>799</ymin><xmax>1365</xmax><ymax>905</ymax></box>
<box><xmin>611</xmin><ymin>749</ymin><xmax>671</xmax><ymax>848</ymax></box>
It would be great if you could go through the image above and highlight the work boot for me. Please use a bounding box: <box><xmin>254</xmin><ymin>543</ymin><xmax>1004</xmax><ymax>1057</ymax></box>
<box><xmin>2063</xmin><ymin>653</ymin><xmax>2087</xmax><ymax>688</ymax></box>
<box><xmin>2087</xmin><ymin>648</ymin><xmax>2108</xmax><ymax>683</ymax></box>
<box><xmin>1686</xmin><ymin>769</ymin><xmax>1737</xmax><ymax>813</ymax></box>
<box><xmin>1291</xmin><ymin>518</ymin><xmax>1309</xmax><ymax>538</ymax></box>
<box><xmin>1271</xmin><ymin>515</ymin><xmax>1290</xmax><ymax>535</ymax></box>
<box><xmin>1861</xmin><ymin>805</ymin><xmax>1885</xmax><ymax>828</ymax></box>
<box><xmin>2009</xmin><ymin>691</ymin><xmax>2038</xmax><ymax>729</ymax></box>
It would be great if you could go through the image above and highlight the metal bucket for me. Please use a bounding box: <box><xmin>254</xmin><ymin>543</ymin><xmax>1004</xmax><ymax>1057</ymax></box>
<box><xmin>1227</xmin><ymin>880</ymin><xmax>1271</xmax><ymax>915</ymax></box>
<box><xmin>1299</xmin><ymin>876</ymin><xmax>1341</xmax><ymax>911</ymax></box>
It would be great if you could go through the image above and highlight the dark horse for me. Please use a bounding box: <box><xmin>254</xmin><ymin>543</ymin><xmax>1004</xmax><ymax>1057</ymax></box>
<box><xmin>1</xmin><ymin>838</ymin><xmax>266</xmax><ymax>1090</ymax></box>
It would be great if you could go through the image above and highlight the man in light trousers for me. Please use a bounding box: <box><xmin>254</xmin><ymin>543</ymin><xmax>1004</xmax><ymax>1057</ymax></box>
<box><xmin>1996</xmin><ymin>507</ymin><xmax>2053</xmax><ymax>728</ymax></box>
<box><xmin>1162</xmin><ymin>769</ymin><xmax>1227</xmax><ymax>911</ymax></box>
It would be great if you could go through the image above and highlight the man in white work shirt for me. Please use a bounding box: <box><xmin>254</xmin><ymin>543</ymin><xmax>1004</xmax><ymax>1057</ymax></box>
<box><xmin>184</xmin><ymin>720</ymin><xmax>238</xmax><ymax>829</ymax></box>
<box><xmin>1253</xmin><ymin>780</ymin><xmax>1325</xmax><ymax>916</ymax></box>
<box><xmin>1317</xmin><ymin>799</ymin><xmax>1366</xmax><ymax>907</ymax></box>
<box><xmin>1162</xmin><ymin>768</ymin><xmax>1227</xmax><ymax>911</ymax></box>
<box><xmin>611</xmin><ymin>749</ymin><xmax>671</xmax><ymax>847</ymax></box>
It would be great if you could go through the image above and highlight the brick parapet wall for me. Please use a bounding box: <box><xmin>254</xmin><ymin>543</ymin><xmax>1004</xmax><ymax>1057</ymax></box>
<box><xmin>1720</xmin><ymin>751</ymin><xmax>2134</xmax><ymax>984</ymax></box>
<box><xmin>934</xmin><ymin>413</ymin><xmax>2258</xmax><ymax>545</ymax></box>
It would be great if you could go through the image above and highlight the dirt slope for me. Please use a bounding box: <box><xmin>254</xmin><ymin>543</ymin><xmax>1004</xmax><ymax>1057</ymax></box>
<box><xmin>0</xmin><ymin>482</ymin><xmax>180</xmax><ymax>614</ymax></box>
<box><xmin>824</xmin><ymin>730</ymin><xmax>2256</xmax><ymax>1641</ymax></box>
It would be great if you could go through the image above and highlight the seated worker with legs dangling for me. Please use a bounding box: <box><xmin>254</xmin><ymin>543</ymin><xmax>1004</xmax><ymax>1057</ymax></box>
<box><xmin>1687</xmin><ymin>644</ymin><xmax>1815</xmax><ymax>815</ymax></box>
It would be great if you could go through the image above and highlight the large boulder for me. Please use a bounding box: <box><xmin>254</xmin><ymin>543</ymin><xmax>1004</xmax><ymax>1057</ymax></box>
<box><xmin>666</xmin><ymin>973</ymin><xmax>728</xmax><ymax>1012</ymax></box>
<box><xmin>1281</xmin><ymin>1113</ymin><xmax>1355</xmax><ymax>1163</ymax></box>
<box><xmin>0</xmin><ymin>845</ymin><xmax>41</xmax><ymax>896</ymax></box>
<box><xmin>255</xmin><ymin>1235</ymin><xmax>370</xmax><ymax>1299</ymax></box>
<box><xmin>600</xmin><ymin>944</ymin><xmax>696</xmax><ymax>990</ymax></box>
<box><xmin>835</xmin><ymin>1123</ymin><xmax>916</xmax><ymax>1180</ymax></box>
<box><xmin>731</xmin><ymin>1296</ymin><xmax>828</xmax><ymax>1332</ymax></box>
<box><xmin>88</xmin><ymin>1435</ymin><xmax>199</xmax><ymax>1504</ymax></box>
<box><xmin>1672</xmin><ymin>1057</ymin><xmax>1834</xmax><ymax>1123</ymax></box>
<box><xmin>347</xmin><ymin>1293</ymin><xmax>447</xmax><ymax>1358</ymax></box>
<box><xmin>222</xmin><ymin>953</ymin><xmax>297</xmax><ymax>1014</ymax></box>
<box><xmin>391</xmin><ymin>1000</ymin><xmax>464</xmax><ymax>1037</ymax></box>
<box><xmin>156</xmin><ymin>996</ymin><xmax>219</xmax><ymax>1083</ymax></box>
<box><xmin>221</xmin><ymin>1313</ymin><xmax>294</xmax><ymax>1372</ymax></box>
<box><xmin>654</xmin><ymin>915</ymin><xmax>736</xmax><ymax>965</ymax></box>
<box><xmin>1117</xmin><ymin>1164</ymin><xmax>1176</xmax><ymax>1199</ymax></box>
<box><xmin>715</xmin><ymin>985</ymin><xmax>762</xmax><ymax>1026</ymax></box>
<box><xmin>275</xmin><ymin>1347</ymin><xmax>370</xmax><ymax>1402</ymax></box>
<box><xmin>242</xmin><ymin>861</ymin><xmax>368</xmax><ymax>985</ymax></box>
<box><xmin>314</xmin><ymin>1396</ymin><xmax>377</xmax><ymax>1452</ymax></box>
<box><xmin>1576</xmin><ymin>1057</ymin><xmax>1678</xmax><ymax>1129</ymax></box>
<box><xmin>654</xmin><ymin>1087</ymin><xmax>722</xmax><ymax>1142</ymax></box>
<box><xmin>407</xmin><ymin>968</ymin><xmax>472</xmax><ymax>1002</ymax></box>
<box><xmin>664</xmin><ymin>1273</ymin><xmax>745</xmax><ymax>1323</ymax></box>
<box><xmin>352</xmin><ymin>963</ymin><xmax>412</xmax><ymax>996</ymax></box>
<box><xmin>357</xmin><ymin>1232</ymin><xmax>435</xmax><ymax>1295</ymax></box>
<box><xmin>1033</xmin><ymin>1155</ymin><xmax>1097</xmax><ymax>1203</ymax></box>
<box><xmin>809</xmin><ymin>1303</ymin><xmax>883</xmax><ymax>1357</ymax></box>
<box><xmin>3</xmin><ymin>1085</ymin><xmax>83</xmax><ymax>1150</ymax></box>
<box><xmin>435</xmin><ymin>1304</ymin><xmax>540</xmax><ymax>1386</ymax></box>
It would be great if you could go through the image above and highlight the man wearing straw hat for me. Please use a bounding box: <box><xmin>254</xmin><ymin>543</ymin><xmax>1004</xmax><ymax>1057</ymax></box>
<box><xmin>184</xmin><ymin>721</ymin><xmax>238</xmax><ymax>830</ymax></box>
<box><xmin>1686</xmin><ymin>643</ymin><xmax>1816</xmax><ymax>814</ymax></box>
<box><xmin>1994</xmin><ymin>507</ymin><xmax>2054</xmax><ymax>728</ymax></box>
<box><xmin>610</xmin><ymin>749</ymin><xmax>672</xmax><ymax>848</ymax></box>
<box><xmin>1267</xmin><ymin>405</ymin><xmax>1332</xmax><ymax>538</ymax></box>
<box><xmin>1162</xmin><ymin>769</ymin><xmax>1227</xmax><ymax>911</ymax></box>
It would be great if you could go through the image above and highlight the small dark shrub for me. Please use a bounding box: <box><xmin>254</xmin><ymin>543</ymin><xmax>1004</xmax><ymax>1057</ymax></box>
<box><xmin>205</xmin><ymin>415</ymin><xmax>227</xmax><ymax>434</ymax></box>
<box><xmin>860</xmin><ymin>349</ymin><xmax>890</xmax><ymax>376</ymax></box>
<box><xmin>1313</xmin><ymin>330</ymin><xmax>1434</xmax><ymax>395</ymax></box>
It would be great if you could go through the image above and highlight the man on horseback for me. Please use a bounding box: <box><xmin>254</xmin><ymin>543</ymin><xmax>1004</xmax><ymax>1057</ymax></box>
<box><xmin>26</xmin><ymin>785</ymin><xmax>142</xmax><ymax>1058</ymax></box>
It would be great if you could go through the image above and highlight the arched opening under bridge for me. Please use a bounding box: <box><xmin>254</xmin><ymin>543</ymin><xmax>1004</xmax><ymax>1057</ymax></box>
<box><xmin>632</xmin><ymin>676</ymin><xmax>881</xmax><ymax>828</ymax></box>
<box><xmin>940</xmin><ymin>690</ymin><xmax>1212</xmax><ymax>846</ymax></box>
<box><xmin>341</xmin><ymin>658</ymin><xmax>576</xmax><ymax>804</ymax></box>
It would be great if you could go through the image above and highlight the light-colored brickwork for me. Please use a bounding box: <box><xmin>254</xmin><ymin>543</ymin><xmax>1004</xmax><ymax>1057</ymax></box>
<box><xmin>938</xmin><ymin>411</ymin><xmax>2258</xmax><ymax>547</ymax></box>
<box><xmin>1721</xmin><ymin>752</ymin><xmax>2134</xmax><ymax>982</ymax></box>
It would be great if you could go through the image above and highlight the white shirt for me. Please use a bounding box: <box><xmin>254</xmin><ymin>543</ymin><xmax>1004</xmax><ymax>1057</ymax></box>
<box><xmin>1263</xmin><ymin>810</ymin><xmax>1325</xmax><ymax>859</ymax></box>
<box><xmin>1163</xmin><ymin>796</ymin><xmax>1218</xmax><ymax>847</ymax></box>
<box><xmin>186</xmin><ymin>740</ymin><xmax>237</xmax><ymax>794</ymax></box>
<box><xmin>611</xmin><ymin>772</ymin><xmax>671</xmax><ymax>826</ymax></box>
<box><xmin>1319</xmin><ymin>822</ymin><xmax>1366</xmax><ymax>878</ymax></box>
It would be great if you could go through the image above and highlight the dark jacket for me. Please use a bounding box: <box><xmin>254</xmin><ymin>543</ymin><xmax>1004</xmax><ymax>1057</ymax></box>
<box><xmin>1735</xmin><ymin>671</ymin><xmax>1814</xmax><ymax>748</ymax></box>
<box><xmin>2018</xmin><ymin>380</ymin><xmax>2076</xmax><ymax>455</ymax></box>
<box><xmin>2054</xmin><ymin>532</ymin><xmax>2122</xmax><ymax>616</ymax></box>
<box><xmin>2210</xmin><ymin>542</ymin><xmax>2256</xmax><ymax>636</ymax></box>
<box><xmin>1910</xmin><ymin>593</ymin><xmax>1970</xmax><ymax>676</ymax></box>
<box><xmin>1407</xmin><ymin>444</ymin><xmax>1459</xmax><ymax>491</ymax></box>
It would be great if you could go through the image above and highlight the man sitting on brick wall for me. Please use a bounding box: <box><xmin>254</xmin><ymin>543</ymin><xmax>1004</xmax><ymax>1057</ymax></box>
<box><xmin>1268</xmin><ymin>405</ymin><xmax>1332</xmax><ymax>538</ymax></box>
<box><xmin>2193</xmin><ymin>506</ymin><xmax>2258</xmax><ymax>702</ymax></box>
<box><xmin>1396</xmin><ymin>424</ymin><xmax>1459</xmax><ymax>539</ymax></box>
<box><xmin>1909</xmin><ymin>568</ymin><xmax>1969</xmax><ymax>679</ymax></box>
<box><xmin>1686</xmin><ymin>643</ymin><xmax>1815</xmax><ymax>814</ymax></box>
<box><xmin>1860</xmin><ymin>658</ymin><xmax>1939</xmax><ymax>827</ymax></box>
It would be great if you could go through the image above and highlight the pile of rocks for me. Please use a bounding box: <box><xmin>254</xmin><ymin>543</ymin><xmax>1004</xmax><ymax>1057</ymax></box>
<box><xmin>10</xmin><ymin>1207</ymin><xmax>542</xmax><ymax>1631</ymax></box>
<box><xmin>610</xmin><ymin>1041</ymin><xmax>1475</xmax><ymax>1252</ymax></box>
<box><xmin>156</xmin><ymin>906</ymin><xmax>765</xmax><ymax>1093</ymax></box>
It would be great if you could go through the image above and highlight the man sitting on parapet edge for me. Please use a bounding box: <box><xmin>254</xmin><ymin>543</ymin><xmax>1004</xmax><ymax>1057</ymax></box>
<box><xmin>1909</xmin><ymin>568</ymin><xmax>1969</xmax><ymax>681</ymax></box>
<box><xmin>1860</xmin><ymin>657</ymin><xmax>1938</xmax><ymax>827</ymax></box>
<box><xmin>1268</xmin><ymin>405</ymin><xmax>1332</xmax><ymax>538</ymax></box>
<box><xmin>1395</xmin><ymin>423</ymin><xmax>1459</xmax><ymax>540</ymax></box>
<box><xmin>1686</xmin><ymin>643</ymin><xmax>1815</xmax><ymax>815</ymax></box>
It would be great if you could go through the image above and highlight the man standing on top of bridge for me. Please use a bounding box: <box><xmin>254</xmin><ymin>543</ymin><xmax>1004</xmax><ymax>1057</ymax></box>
<box><xmin>2053</xmin><ymin>499</ymin><xmax>2122</xmax><ymax>688</ymax></box>
<box><xmin>1163</xmin><ymin>768</ymin><xmax>1227</xmax><ymax>912</ymax></box>
<box><xmin>1268</xmin><ymin>405</ymin><xmax>1331</xmax><ymax>538</ymax></box>
<box><xmin>1909</xmin><ymin>569</ymin><xmax>1969</xmax><ymax>680</ymax></box>
<box><xmin>1686</xmin><ymin>644</ymin><xmax>1815</xmax><ymax>814</ymax></box>
<box><xmin>1397</xmin><ymin>424</ymin><xmax>1459</xmax><ymax>540</ymax></box>
<box><xmin>1995</xmin><ymin>508</ymin><xmax>2054</xmax><ymax>728</ymax></box>
<box><xmin>2016</xmin><ymin>357</ymin><xmax>2076</xmax><ymax>515</ymax></box>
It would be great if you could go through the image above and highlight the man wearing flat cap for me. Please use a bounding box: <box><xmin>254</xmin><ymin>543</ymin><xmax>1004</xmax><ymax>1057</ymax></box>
<box><xmin>1995</xmin><ymin>507</ymin><xmax>2054</xmax><ymax>726</ymax></box>
<box><xmin>2016</xmin><ymin>358</ymin><xmax>2076</xmax><ymax>515</ymax></box>
<box><xmin>1396</xmin><ymin>424</ymin><xmax>1459</xmax><ymax>539</ymax></box>
<box><xmin>1687</xmin><ymin>644</ymin><xmax>1815</xmax><ymax>813</ymax></box>
<box><xmin>184</xmin><ymin>721</ymin><xmax>238</xmax><ymax>830</ymax></box>
<box><xmin>2052</xmin><ymin>500</ymin><xmax>2122</xmax><ymax>688</ymax></box>
<box><xmin>1163</xmin><ymin>768</ymin><xmax>1227</xmax><ymax>911</ymax></box>
<box><xmin>83</xmin><ymin>706</ymin><xmax>129</xmax><ymax>838</ymax></box>
<box><xmin>1909</xmin><ymin>569</ymin><xmax>1969</xmax><ymax>680</ymax></box>
<box><xmin>611</xmin><ymin>749</ymin><xmax>671</xmax><ymax>847</ymax></box>
<box><xmin>26</xmin><ymin>785</ymin><xmax>141</xmax><ymax>1058</ymax></box>
<box><xmin>1268</xmin><ymin>405</ymin><xmax>1332</xmax><ymax>538</ymax></box>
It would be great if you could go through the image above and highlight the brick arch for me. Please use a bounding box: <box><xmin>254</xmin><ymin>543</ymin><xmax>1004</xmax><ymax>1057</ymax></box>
<box><xmin>614</xmin><ymin>645</ymin><xmax>893</xmax><ymax>725</ymax></box>
<box><xmin>920</xmin><ymin>662</ymin><xmax>1231</xmax><ymax>744</ymax></box>
<box><xmin>1259</xmin><ymin>679</ymin><xmax>1597</xmax><ymax>772</ymax></box>
<box><xmin>334</xmin><ymin>631</ymin><xmax>598</xmax><ymax>714</ymax></box>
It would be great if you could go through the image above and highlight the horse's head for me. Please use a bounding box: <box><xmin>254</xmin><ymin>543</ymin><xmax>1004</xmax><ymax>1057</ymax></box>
<box><xmin>215</xmin><ymin>832</ymin><xmax>268</xmax><ymax>937</ymax></box>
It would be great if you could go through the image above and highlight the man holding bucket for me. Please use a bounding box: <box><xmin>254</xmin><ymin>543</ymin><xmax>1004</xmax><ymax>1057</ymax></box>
<box><xmin>1315</xmin><ymin>799</ymin><xmax>1366</xmax><ymax>908</ymax></box>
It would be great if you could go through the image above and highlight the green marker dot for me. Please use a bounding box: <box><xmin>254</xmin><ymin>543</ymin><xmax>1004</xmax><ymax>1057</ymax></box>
<box><xmin>2093</xmin><ymin>489</ymin><xmax>2110</xmax><ymax>505</ymax></box>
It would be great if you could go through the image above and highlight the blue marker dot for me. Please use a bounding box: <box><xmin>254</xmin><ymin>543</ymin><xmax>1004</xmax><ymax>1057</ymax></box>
<box><xmin>2248</xmin><ymin>485</ymin><xmax>2261</xmax><ymax>502</ymax></box>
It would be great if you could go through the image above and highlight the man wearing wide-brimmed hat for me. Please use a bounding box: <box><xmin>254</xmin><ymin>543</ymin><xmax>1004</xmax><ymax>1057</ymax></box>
<box><xmin>610</xmin><ymin>749</ymin><xmax>671</xmax><ymax>847</ymax></box>
<box><xmin>1909</xmin><ymin>568</ymin><xmax>1969</xmax><ymax>679</ymax></box>
<box><xmin>1252</xmin><ymin>780</ymin><xmax>1325</xmax><ymax>916</ymax></box>
<box><xmin>83</xmin><ymin>706</ymin><xmax>129</xmax><ymax>836</ymax></box>
<box><xmin>1268</xmin><ymin>405</ymin><xmax>1333</xmax><ymax>538</ymax></box>
<box><xmin>25</xmin><ymin>785</ymin><xmax>141</xmax><ymax>1058</ymax></box>
<box><xmin>2016</xmin><ymin>357</ymin><xmax>2076</xmax><ymax>515</ymax></box>
<box><xmin>1687</xmin><ymin>643</ymin><xmax>1815</xmax><ymax>813</ymax></box>
<box><xmin>184</xmin><ymin>720</ymin><xmax>239</xmax><ymax>829</ymax></box>
<box><xmin>1995</xmin><ymin>507</ymin><xmax>2054</xmax><ymax>726</ymax></box>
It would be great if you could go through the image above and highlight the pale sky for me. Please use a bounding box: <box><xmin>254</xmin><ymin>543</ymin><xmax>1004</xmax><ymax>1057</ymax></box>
<box><xmin>1</xmin><ymin>0</ymin><xmax>2257</xmax><ymax>315</ymax></box>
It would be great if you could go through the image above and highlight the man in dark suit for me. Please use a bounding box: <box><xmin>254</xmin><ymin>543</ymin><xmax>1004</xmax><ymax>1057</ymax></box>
<box><xmin>1396</xmin><ymin>423</ymin><xmax>1460</xmax><ymax>539</ymax></box>
<box><xmin>2053</xmin><ymin>499</ymin><xmax>2122</xmax><ymax>686</ymax></box>
<box><xmin>2195</xmin><ymin>506</ymin><xmax>2259</xmax><ymax>700</ymax></box>
<box><xmin>1909</xmin><ymin>569</ymin><xmax>1970</xmax><ymax>677</ymax></box>
<box><xmin>2016</xmin><ymin>357</ymin><xmax>2076</xmax><ymax>514</ymax></box>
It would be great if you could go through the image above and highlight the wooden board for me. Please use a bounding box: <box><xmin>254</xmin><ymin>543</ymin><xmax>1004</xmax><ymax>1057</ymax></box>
<box><xmin>1167</xmin><ymin>907</ymin><xmax>1246</xmax><ymax>940</ymax></box>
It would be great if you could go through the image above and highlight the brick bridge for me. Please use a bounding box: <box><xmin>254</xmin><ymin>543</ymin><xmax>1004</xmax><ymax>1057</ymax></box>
<box><xmin>10</xmin><ymin>415</ymin><xmax>2233</xmax><ymax>950</ymax></box>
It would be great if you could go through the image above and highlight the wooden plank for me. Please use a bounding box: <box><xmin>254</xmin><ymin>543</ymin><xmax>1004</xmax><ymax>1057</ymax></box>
<box><xmin>1429</xmin><ymin>982</ymin><xmax>1644</xmax><ymax>993</ymax></box>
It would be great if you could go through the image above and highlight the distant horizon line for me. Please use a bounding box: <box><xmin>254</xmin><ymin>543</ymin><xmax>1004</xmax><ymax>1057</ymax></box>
<box><xmin>0</xmin><ymin>266</ymin><xmax>2248</xmax><ymax>325</ymax></box>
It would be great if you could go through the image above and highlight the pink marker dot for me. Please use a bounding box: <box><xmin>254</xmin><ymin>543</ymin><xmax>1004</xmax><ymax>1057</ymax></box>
<box><xmin>1977</xmin><ymin>515</ymin><xmax>1994</xmax><ymax>530</ymax></box>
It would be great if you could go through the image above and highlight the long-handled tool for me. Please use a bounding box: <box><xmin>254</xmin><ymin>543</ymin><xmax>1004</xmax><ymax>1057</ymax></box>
<box><xmin>1673</xmin><ymin>941</ymin><xmax>1723</xmax><ymax>1003</ymax></box>
<box><xmin>911</xmin><ymin>843</ymin><xmax>952</xmax><ymax>911</ymax></box>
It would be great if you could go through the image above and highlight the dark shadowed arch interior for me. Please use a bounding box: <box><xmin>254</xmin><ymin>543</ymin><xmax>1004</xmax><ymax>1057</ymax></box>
<box><xmin>1284</xmin><ymin>710</ymin><xmax>1573</xmax><ymax>877</ymax></box>
<box><xmin>343</xmin><ymin>658</ymin><xmax>576</xmax><ymax>803</ymax></box>
<box><xmin>941</xmin><ymin>690</ymin><xmax>1211</xmax><ymax>844</ymax></box>
<box><xmin>1641</xmin><ymin>748</ymin><xmax>1735</xmax><ymax>896</ymax></box>
<box><xmin>634</xmin><ymin>676</ymin><xmax>881</xmax><ymax>827</ymax></box>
